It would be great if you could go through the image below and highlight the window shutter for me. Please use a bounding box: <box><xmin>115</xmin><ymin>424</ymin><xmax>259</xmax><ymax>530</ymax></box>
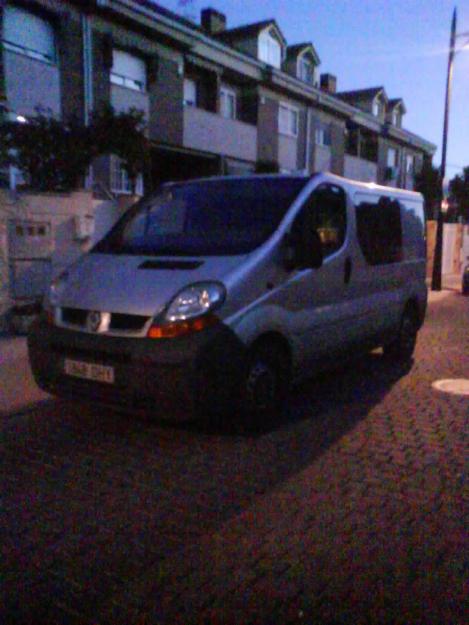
<box><xmin>3</xmin><ymin>5</ymin><xmax>56</xmax><ymax>62</ymax></box>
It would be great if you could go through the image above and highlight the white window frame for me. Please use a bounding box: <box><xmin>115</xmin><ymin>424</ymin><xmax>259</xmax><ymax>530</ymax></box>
<box><xmin>298</xmin><ymin>56</ymin><xmax>316</xmax><ymax>85</ymax></box>
<box><xmin>2</xmin><ymin>5</ymin><xmax>56</xmax><ymax>64</ymax></box>
<box><xmin>392</xmin><ymin>109</ymin><xmax>401</xmax><ymax>126</ymax></box>
<box><xmin>259</xmin><ymin>29</ymin><xmax>282</xmax><ymax>69</ymax></box>
<box><xmin>279</xmin><ymin>102</ymin><xmax>299</xmax><ymax>138</ymax></box>
<box><xmin>372</xmin><ymin>98</ymin><xmax>381</xmax><ymax>117</ymax></box>
<box><xmin>110</xmin><ymin>155</ymin><xmax>144</xmax><ymax>196</ymax></box>
<box><xmin>183</xmin><ymin>78</ymin><xmax>197</xmax><ymax>107</ymax></box>
<box><xmin>406</xmin><ymin>154</ymin><xmax>415</xmax><ymax>174</ymax></box>
<box><xmin>315</xmin><ymin>128</ymin><xmax>325</xmax><ymax>146</ymax></box>
<box><xmin>220</xmin><ymin>86</ymin><xmax>236</xmax><ymax>120</ymax></box>
<box><xmin>387</xmin><ymin>147</ymin><xmax>398</xmax><ymax>168</ymax></box>
<box><xmin>110</xmin><ymin>50</ymin><xmax>147</xmax><ymax>93</ymax></box>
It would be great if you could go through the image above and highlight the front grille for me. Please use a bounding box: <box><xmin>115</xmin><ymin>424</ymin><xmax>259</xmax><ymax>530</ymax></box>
<box><xmin>62</xmin><ymin>308</ymin><xmax>87</xmax><ymax>325</ymax></box>
<box><xmin>110</xmin><ymin>313</ymin><xmax>148</xmax><ymax>331</ymax></box>
<box><xmin>60</xmin><ymin>308</ymin><xmax>150</xmax><ymax>334</ymax></box>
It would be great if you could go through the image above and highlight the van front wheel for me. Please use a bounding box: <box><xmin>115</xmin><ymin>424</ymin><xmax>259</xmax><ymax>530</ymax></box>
<box><xmin>239</xmin><ymin>343</ymin><xmax>289</xmax><ymax>427</ymax></box>
<box><xmin>384</xmin><ymin>307</ymin><xmax>418</xmax><ymax>362</ymax></box>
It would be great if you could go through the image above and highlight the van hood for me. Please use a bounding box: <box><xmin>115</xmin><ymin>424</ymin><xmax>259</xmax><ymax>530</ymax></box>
<box><xmin>58</xmin><ymin>252</ymin><xmax>246</xmax><ymax>316</ymax></box>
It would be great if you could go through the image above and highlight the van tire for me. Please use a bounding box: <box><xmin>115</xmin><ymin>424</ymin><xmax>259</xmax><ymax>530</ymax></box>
<box><xmin>239</xmin><ymin>342</ymin><xmax>289</xmax><ymax>429</ymax></box>
<box><xmin>383</xmin><ymin>306</ymin><xmax>418</xmax><ymax>362</ymax></box>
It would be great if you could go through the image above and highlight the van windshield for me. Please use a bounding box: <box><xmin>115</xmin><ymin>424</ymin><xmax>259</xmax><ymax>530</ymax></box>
<box><xmin>93</xmin><ymin>177</ymin><xmax>308</xmax><ymax>256</ymax></box>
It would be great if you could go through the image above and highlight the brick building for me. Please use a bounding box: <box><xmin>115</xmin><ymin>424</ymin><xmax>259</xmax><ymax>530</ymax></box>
<box><xmin>0</xmin><ymin>0</ymin><xmax>436</xmax><ymax>196</ymax></box>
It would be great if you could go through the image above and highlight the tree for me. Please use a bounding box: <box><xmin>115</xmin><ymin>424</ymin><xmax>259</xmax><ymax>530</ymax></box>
<box><xmin>414</xmin><ymin>160</ymin><xmax>440</xmax><ymax>220</ymax></box>
<box><xmin>0</xmin><ymin>112</ymin><xmax>94</xmax><ymax>191</ymax></box>
<box><xmin>0</xmin><ymin>105</ymin><xmax>149</xmax><ymax>193</ymax></box>
<box><xmin>89</xmin><ymin>105</ymin><xmax>149</xmax><ymax>193</ymax></box>
<box><xmin>449</xmin><ymin>167</ymin><xmax>469</xmax><ymax>223</ymax></box>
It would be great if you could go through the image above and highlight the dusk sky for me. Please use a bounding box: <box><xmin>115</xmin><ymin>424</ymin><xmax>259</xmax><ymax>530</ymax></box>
<box><xmin>155</xmin><ymin>0</ymin><xmax>469</xmax><ymax>181</ymax></box>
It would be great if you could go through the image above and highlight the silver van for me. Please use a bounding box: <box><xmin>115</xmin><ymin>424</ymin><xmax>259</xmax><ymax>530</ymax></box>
<box><xmin>28</xmin><ymin>173</ymin><xmax>427</xmax><ymax>422</ymax></box>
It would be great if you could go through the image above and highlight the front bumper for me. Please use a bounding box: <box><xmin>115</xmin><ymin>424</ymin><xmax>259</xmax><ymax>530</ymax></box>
<box><xmin>27</xmin><ymin>315</ymin><xmax>245</xmax><ymax>420</ymax></box>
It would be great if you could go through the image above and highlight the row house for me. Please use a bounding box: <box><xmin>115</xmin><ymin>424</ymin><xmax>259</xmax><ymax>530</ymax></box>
<box><xmin>0</xmin><ymin>0</ymin><xmax>436</xmax><ymax>197</ymax></box>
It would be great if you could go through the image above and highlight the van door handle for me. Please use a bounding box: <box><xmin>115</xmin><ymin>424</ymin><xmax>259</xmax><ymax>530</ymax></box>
<box><xmin>344</xmin><ymin>257</ymin><xmax>352</xmax><ymax>284</ymax></box>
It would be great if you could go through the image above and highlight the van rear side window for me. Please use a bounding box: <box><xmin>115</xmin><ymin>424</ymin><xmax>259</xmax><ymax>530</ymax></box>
<box><xmin>355</xmin><ymin>195</ymin><xmax>403</xmax><ymax>265</ymax></box>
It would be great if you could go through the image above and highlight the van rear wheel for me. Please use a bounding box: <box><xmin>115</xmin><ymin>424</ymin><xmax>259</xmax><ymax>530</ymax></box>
<box><xmin>384</xmin><ymin>307</ymin><xmax>418</xmax><ymax>362</ymax></box>
<box><xmin>239</xmin><ymin>343</ymin><xmax>289</xmax><ymax>428</ymax></box>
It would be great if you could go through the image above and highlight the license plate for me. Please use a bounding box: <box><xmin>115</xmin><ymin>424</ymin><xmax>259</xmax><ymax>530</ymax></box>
<box><xmin>64</xmin><ymin>359</ymin><xmax>115</xmax><ymax>384</ymax></box>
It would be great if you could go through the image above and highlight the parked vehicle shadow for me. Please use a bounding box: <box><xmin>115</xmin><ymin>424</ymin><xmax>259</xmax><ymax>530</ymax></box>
<box><xmin>2</xmin><ymin>351</ymin><xmax>414</xmax><ymax>625</ymax></box>
<box><xmin>186</xmin><ymin>350</ymin><xmax>412</xmax><ymax>437</ymax></box>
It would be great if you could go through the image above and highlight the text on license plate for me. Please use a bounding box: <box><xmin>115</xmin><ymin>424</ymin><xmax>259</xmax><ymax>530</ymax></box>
<box><xmin>64</xmin><ymin>359</ymin><xmax>115</xmax><ymax>384</ymax></box>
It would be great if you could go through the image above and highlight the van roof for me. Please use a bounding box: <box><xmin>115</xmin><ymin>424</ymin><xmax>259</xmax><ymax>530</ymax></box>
<box><xmin>162</xmin><ymin>172</ymin><xmax>423</xmax><ymax>200</ymax></box>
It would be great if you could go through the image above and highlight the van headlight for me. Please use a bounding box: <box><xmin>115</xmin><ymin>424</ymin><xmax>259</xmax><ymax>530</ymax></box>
<box><xmin>147</xmin><ymin>282</ymin><xmax>226</xmax><ymax>339</ymax></box>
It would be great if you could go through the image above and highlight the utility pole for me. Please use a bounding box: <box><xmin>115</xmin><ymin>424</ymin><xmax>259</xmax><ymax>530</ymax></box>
<box><xmin>431</xmin><ymin>8</ymin><xmax>457</xmax><ymax>291</ymax></box>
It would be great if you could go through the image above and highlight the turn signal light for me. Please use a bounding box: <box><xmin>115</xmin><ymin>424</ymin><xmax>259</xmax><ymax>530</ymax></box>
<box><xmin>147</xmin><ymin>314</ymin><xmax>219</xmax><ymax>339</ymax></box>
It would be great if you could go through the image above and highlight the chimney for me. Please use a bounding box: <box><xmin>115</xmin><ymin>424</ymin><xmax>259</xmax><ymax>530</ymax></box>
<box><xmin>201</xmin><ymin>8</ymin><xmax>226</xmax><ymax>34</ymax></box>
<box><xmin>320</xmin><ymin>73</ymin><xmax>337</xmax><ymax>94</ymax></box>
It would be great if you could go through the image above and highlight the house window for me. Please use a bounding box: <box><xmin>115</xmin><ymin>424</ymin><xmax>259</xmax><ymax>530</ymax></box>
<box><xmin>406</xmin><ymin>154</ymin><xmax>415</xmax><ymax>174</ymax></box>
<box><xmin>298</xmin><ymin>57</ymin><xmax>315</xmax><ymax>84</ymax></box>
<box><xmin>14</xmin><ymin>221</ymin><xmax>50</xmax><ymax>238</ymax></box>
<box><xmin>279</xmin><ymin>103</ymin><xmax>299</xmax><ymax>137</ymax></box>
<box><xmin>111</xmin><ymin>50</ymin><xmax>147</xmax><ymax>92</ymax></box>
<box><xmin>387</xmin><ymin>148</ymin><xmax>398</xmax><ymax>168</ymax></box>
<box><xmin>110</xmin><ymin>156</ymin><xmax>144</xmax><ymax>195</ymax></box>
<box><xmin>259</xmin><ymin>29</ymin><xmax>282</xmax><ymax>68</ymax></box>
<box><xmin>372</xmin><ymin>99</ymin><xmax>381</xmax><ymax>117</ymax></box>
<box><xmin>183</xmin><ymin>78</ymin><xmax>197</xmax><ymax>107</ymax></box>
<box><xmin>392</xmin><ymin>109</ymin><xmax>401</xmax><ymax>126</ymax></box>
<box><xmin>2</xmin><ymin>5</ymin><xmax>56</xmax><ymax>63</ymax></box>
<box><xmin>220</xmin><ymin>87</ymin><xmax>236</xmax><ymax>120</ymax></box>
<box><xmin>315</xmin><ymin>123</ymin><xmax>331</xmax><ymax>147</ymax></box>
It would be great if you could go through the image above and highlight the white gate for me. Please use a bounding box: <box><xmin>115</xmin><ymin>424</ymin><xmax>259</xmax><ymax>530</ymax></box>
<box><xmin>8</xmin><ymin>220</ymin><xmax>53</xmax><ymax>300</ymax></box>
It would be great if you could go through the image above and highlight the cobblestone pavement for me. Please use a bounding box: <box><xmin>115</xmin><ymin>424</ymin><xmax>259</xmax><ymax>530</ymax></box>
<box><xmin>1</xmin><ymin>293</ymin><xmax>468</xmax><ymax>624</ymax></box>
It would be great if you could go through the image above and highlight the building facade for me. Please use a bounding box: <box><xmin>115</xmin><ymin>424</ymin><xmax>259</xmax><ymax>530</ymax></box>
<box><xmin>0</xmin><ymin>0</ymin><xmax>436</xmax><ymax>196</ymax></box>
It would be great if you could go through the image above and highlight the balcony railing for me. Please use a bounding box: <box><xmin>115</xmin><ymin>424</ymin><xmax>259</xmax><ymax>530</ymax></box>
<box><xmin>183</xmin><ymin>107</ymin><xmax>257</xmax><ymax>162</ymax></box>
<box><xmin>344</xmin><ymin>154</ymin><xmax>378</xmax><ymax>183</ymax></box>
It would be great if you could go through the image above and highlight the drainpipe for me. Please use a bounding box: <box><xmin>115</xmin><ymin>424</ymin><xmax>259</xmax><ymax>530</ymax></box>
<box><xmin>82</xmin><ymin>14</ymin><xmax>94</xmax><ymax>189</ymax></box>
<box><xmin>305</xmin><ymin>107</ymin><xmax>311</xmax><ymax>173</ymax></box>
<box><xmin>82</xmin><ymin>14</ymin><xmax>93</xmax><ymax>124</ymax></box>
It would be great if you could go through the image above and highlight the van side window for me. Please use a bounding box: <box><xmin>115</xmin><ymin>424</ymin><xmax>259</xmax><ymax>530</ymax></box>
<box><xmin>355</xmin><ymin>195</ymin><xmax>403</xmax><ymax>265</ymax></box>
<box><xmin>304</xmin><ymin>184</ymin><xmax>347</xmax><ymax>258</ymax></box>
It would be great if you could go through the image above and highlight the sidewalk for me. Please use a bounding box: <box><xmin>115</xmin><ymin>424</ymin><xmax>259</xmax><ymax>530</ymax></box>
<box><xmin>427</xmin><ymin>272</ymin><xmax>462</xmax><ymax>303</ymax></box>
<box><xmin>0</xmin><ymin>334</ymin><xmax>48</xmax><ymax>416</ymax></box>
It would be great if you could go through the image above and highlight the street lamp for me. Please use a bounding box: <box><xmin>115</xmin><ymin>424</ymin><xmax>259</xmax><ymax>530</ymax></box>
<box><xmin>432</xmin><ymin>8</ymin><xmax>469</xmax><ymax>291</ymax></box>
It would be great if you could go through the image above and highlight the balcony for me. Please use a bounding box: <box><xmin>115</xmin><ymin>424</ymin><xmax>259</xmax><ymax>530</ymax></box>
<box><xmin>344</xmin><ymin>155</ymin><xmax>378</xmax><ymax>183</ymax></box>
<box><xmin>183</xmin><ymin>107</ymin><xmax>258</xmax><ymax>163</ymax></box>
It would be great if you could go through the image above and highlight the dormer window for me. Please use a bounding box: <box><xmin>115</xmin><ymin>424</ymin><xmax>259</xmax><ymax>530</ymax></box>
<box><xmin>392</xmin><ymin>109</ymin><xmax>401</xmax><ymax>126</ymax></box>
<box><xmin>298</xmin><ymin>57</ymin><xmax>316</xmax><ymax>85</ymax></box>
<box><xmin>259</xmin><ymin>29</ymin><xmax>282</xmax><ymax>68</ymax></box>
<box><xmin>372</xmin><ymin>99</ymin><xmax>380</xmax><ymax>117</ymax></box>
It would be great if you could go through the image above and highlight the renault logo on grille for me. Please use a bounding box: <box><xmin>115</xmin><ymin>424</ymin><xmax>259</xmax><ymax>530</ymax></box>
<box><xmin>86</xmin><ymin>311</ymin><xmax>110</xmax><ymax>333</ymax></box>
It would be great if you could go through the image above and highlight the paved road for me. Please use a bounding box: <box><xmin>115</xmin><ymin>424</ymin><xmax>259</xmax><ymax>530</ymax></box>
<box><xmin>1</xmin><ymin>292</ymin><xmax>467</xmax><ymax>624</ymax></box>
